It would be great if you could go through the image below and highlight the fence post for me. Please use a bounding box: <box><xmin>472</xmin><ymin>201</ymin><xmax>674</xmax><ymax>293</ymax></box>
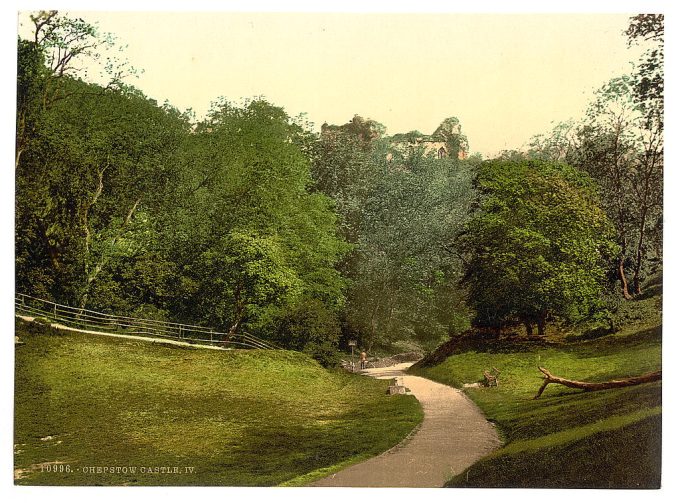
<box><xmin>210</xmin><ymin>329</ymin><xmax>213</xmax><ymax>342</ymax></box>
<box><xmin>53</xmin><ymin>303</ymin><xmax>57</xmax><ymax>319</ymax></box>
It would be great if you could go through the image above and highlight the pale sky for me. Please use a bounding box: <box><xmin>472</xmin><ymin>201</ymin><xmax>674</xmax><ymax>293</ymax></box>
<box><xmin>17</xmin><ymin>10</ymin><xmax>648</xmax><ymax>157</ymax></box>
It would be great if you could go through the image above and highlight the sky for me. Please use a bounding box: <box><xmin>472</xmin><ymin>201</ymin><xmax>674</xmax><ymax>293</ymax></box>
<box><xmin>16</xmin><ymin>9</ymin><xmax>649</xmax><ymax>158</ymax></box>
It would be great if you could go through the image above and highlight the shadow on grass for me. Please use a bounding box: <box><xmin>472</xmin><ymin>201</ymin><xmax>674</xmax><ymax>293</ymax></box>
<box><xmin>502</xmin><ymin>382</ymin><xmax>661</xmax><ymax>442</ymax></box>
<box><xmin>572</xmin><ymin>326</ymin><xmax>661</xmax><ymax>357</ymax></box>
<box><xmin>635</xmin><ymin>282</ymin><xmax>662</xmax><ymax>301</ymax></box>
<box><xmin>448</xmin><ymin>413</ymin><xmax>661</xmax><ymax>489</ymax></box>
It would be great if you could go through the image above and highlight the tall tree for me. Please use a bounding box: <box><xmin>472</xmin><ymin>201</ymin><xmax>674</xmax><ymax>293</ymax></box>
<box><xmin>164</xmin><ymin>99</ymin><xmax>348</xmax><ymax>352</ymax></box>
<box><xmin>626</xmin><ymin>14</ymin><xmax>664</xmax><ymax>293</ymax></box>
<box><xmin>16</xmin><ymin>11</ymin><xmax>134</xmax><ymax>170</ymax></box>
<box><xmin>16</xmin><ymin>77</ymin><xmax>189</xmax><ymax>307</ymax></box>
<box><xmin>459</xmin><ymin>160</ymin><xmax>618</xmax><ymax>335</ymax></box>
<box><xmin>573</xmin><ymin>74</ymin><xmax>662</xmax><ymax>298</ymax></box>
<box><xmin>528</xmin><ymin>14</ymin><xmax>664</xmax><ymax>298</ymax></box>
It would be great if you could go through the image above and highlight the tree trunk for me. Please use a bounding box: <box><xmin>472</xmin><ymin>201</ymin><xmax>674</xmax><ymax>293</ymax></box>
<box><xmin>82</xmin><ymin>166</ymin><xmax>107</xmax><ymax>268</ymax></box>
<box><xmin>632</xmin><ymin>196</ymin><xmax>650</xmax><ymax>296</ymax></box>
<box><xmin>36</xmin><ymin>219</ymin><xmax>61</xmax><ymax>272</ymax></box>
<box><xmin>369</xmin><ymin>300</ymin><xmax>380</xmax><ymax>342</ymax></box>
<box><xmin>226</xmin><ymin>282</ymin><xmax>244</xmax><ymax>339</ymax></box>
<box><xmin>16</xmin><ymin>109</ymin><xmax>27</xmax><ymax>170</ymax></box>
<box><xmin>79</xmin><ymin>196</ymin><xmax>141</xmax><ymax>309</ymax></box>
<box><xmin>533</xmin><ymin>366</ymin><xmax>661</xmax><ymax>399</ymax></box>
<box><xmin>536</xmin><ymin>311</ymin><xmax>547</xmax><ymax>335</ymax></box>
<box><xmin>15</xmin><ymin>148</ymin><xmax>24</xmax><ymax>170</ymax></box>
<box><xmin>618</xmin><ymin>256</ymin><xmax>633</xmax><ymax>300</ymax></box>
<box><xmin>609</xmin><ymin>123</ymin><xmax>632</xmax><ymax>301</ymax></box>
<box><xmin>631</xmin><ymin>147</ymin><xmax>659</xmax><ymax>296</ymax></box>
<box><xmin>524</xmin><ymin>320</ymin><xmax>533</xmax><ymax>336</ymax></box>
<box><xmin>227</xmin><ymin>320</ymin><xmax>240</xmax><ymax>338</ymax></box>
<box><xmin>632</xmin><ymin>222</ymin><xmax>646</xmax><ymax>296</ymax></box>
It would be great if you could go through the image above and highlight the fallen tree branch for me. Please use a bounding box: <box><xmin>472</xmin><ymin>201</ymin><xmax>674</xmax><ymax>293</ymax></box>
<box><xmin>533</xmin><ymin>366</ymin><xmax>661</xmax><ymax>399</ymax></box>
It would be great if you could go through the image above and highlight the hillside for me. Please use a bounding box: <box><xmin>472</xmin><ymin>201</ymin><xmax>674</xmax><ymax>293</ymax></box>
<box><xmin>14</xmin><ymin>319</ymin><xmax>422</xmax><ymax>486</ymax></box>
<box><xmin>410</xmin><ymin>288</ymin><xmax>662</xmax><ymax>488</ymax></box>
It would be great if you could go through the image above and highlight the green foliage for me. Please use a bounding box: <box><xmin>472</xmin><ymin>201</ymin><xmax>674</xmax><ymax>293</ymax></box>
<box><xmin>626</xmin><ymin>14</ymin><xmax>664</xmax><ymax>110</ymax></box>
<box><xmin>17</xmin><ymin>10</ymin><xmax>662</xmax><ymax>361</ymax></box>
<box><xmin>157</xmin><ymin>99</ymin><xmax>348</xmax><ymax>353</ymax></box>
<box><xmin>459</xmin><ymin>160</ymin><xmax>618</xmax><ymax>334</ymax></box>
<box><xmin>312</xmin><ymin>116</ymin><xmax>475</xmax><ymax>351</ymax></box>
<box><xmin>184</xmin><ymin>230</ymin><xmax>302</xmax><ymax>333</ymax></box>
<box><xmin>347</xmin><ymin>155</ymin><xmax>474</xmax><ymax>349</ymax></box>
<box><xmin>572</xmin><ymin>75</ymin><xmax>663</xmax><ymax>297</ymax></box>
<box><xmin>16</xmin><ymin>76</ymin><xmax>188</xmax><ymax>306</ymax></box>
<box><xmin>268</xmin><ymin>297</ymin><xmax>342</xmax><ymax>366</ymax></box>
<box><xmin>528</xmin><ymin>19</ymin><xmax>663</xmax><ymax>300</ymax></box>
<box><xmin>16</xmin><ymin>13</ymin><xmax>347</xmax><ymax>358</ymax></box>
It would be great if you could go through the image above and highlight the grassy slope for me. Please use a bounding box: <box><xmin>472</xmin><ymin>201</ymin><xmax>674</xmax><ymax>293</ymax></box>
<box><xmin>14</xmin><ymin>320</ymin><xmax>422</xmax><ymax>486</ymax></box>
<box><xmin>411</xmin><ymin>294</ymin><xmax>662</xmax><ymax>488</ymax></box>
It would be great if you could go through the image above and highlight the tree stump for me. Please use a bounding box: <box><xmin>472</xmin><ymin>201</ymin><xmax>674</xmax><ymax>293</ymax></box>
<box><xmin>482</xmin><ymin>367</ymin><xmax>501</xmax><ymax>387</ymax></box>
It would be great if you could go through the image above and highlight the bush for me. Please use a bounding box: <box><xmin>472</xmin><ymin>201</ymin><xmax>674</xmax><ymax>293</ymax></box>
<box><xmin>269</xmin><ymin>297</ymin><xmax>342</xmax><ymax>367</ymax></box>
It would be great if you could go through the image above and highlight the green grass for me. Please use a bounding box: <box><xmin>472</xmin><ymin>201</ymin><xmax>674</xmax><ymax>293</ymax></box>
<box><xmin>14</xmin><ymin>320</ymin><xmax>422</xmax><ymax>486</ymax></box>
<box><xmin>411</xmin><ymin>296</ymin><xmax>661</xmax><ymax>488</ymax></box>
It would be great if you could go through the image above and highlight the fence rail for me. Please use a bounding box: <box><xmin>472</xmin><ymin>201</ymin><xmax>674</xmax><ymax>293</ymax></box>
<box><xmin>15</xmin><ymin>293</ymin><xmax>281</xmax><ymax>350</ymax></box>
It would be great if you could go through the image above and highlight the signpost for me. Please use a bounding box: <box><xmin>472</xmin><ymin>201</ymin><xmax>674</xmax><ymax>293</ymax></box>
<box><xmin>348</xmin><ymin>340</ymin><xmax>357</xmax><ymax>372</ymax></box>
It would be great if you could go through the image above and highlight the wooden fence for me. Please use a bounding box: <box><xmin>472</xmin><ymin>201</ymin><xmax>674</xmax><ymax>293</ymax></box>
<box><xmin>14</xmin><ymin>293</ymin><xmax>281</xmax><ymax>350</ymax></box>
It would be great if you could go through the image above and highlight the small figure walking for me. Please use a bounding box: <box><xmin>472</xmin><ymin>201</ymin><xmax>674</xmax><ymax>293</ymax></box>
<box><xmin>360</xmin><ymin>351</ymin><xmax>367</xmax><ymax>370</ymax></box>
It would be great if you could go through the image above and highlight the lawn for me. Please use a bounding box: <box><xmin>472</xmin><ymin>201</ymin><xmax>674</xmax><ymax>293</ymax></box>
<box><xmin>411</xmin><ymin>295</ymin><xmax>662</xmax><ymax>488</ymax></box>
<box><xmin>14</xmin><ymin>319</ymin><xmax>422</xmax><ymax>486</ymax></box>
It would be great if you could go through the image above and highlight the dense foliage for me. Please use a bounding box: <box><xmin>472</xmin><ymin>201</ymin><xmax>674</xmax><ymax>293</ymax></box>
<box><xmin>459</xmin><ymin>160</ymin><xmax>618</xmax><ymax>335</ymax></box>
<box><xmin>530</xmin><ymin>14</ymin><xmax>663</xmax><ymax>300</ymax></box>
<box><xmin>15</xmin><ymin>14</ymin><xmax>347</xmax><ymax>363</ymax></box>
<box><xmin>15</xmin><ymin>12</ymin><xmax>662</xmax><ymax>361</ymax></box>
<box><xmin>312</xmin><ymin>116</ymin><xmax>475</xmax><ymax>352</ymax></box>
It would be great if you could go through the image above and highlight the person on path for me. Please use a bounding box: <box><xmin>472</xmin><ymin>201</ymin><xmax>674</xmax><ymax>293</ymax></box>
<box><xmin>360</xmin><ymin>351</ymin><xmax>367</xmax><ymax>370</ymax></box>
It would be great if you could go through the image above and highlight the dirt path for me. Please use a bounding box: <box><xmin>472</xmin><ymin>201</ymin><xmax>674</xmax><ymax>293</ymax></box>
<box><xmin>310</xmin><ymin>362</ymin><xmax>501</xmax><ymax>487</ymax></box>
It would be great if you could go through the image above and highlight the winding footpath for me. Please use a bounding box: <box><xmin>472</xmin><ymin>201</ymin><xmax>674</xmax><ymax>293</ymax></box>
<box><xmin>311</xmin><ymin>362</ymin><xmax>501</xmax><ymax>488</ymax></box>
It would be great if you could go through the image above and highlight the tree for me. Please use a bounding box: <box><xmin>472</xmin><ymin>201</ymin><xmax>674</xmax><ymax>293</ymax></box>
<box><xmin>528</xmin><ymin>121</ymin><xmax>580</xmax><ymax>162</ymax></box>
<box><xmin>626</xmin><ymin>14</ymin><xmax>664</xmax><ymax>294</ymax></box>
<box><xmin>530</xmin><ymin>16</ymin><xmax>664</xmax><ymax>299</ymax></box>
<box><xmin>16</xmin><ymin>11</ymin><xmax>164</xmax><ymax>307</ymax></box>
<box><xmin>626</xmin><ymin>14</ymin><xmax>664</xmax><ymax>111</ymax></box>
<box><xmin>572</xmin><ymin>75</ymin><xmax>662</xmax><ymax>297</ymax></box>
<box><xmin>345</xmin><ymin>146</ymin><xmax>474</xmax><ymax>350</ymax></box>
<box><xmin>16</xmin><ymin>11</ymin><xmax>135</xmax><ymax>170</ymax></box>
<box><xmin>313</xmin><ymin>115</ymin><xmax>386</xmax><ymax>243</ymax></box>
<box><xmin>16</xmin><ymin>77</ymin><xmax>189</xmax><ymax>307</ymax></box>
<box><xmin>312</xmin><ymin>115</ymin><xmax>476</xmax><ymax>351</ymax></box>
<box><xmin>164</xmin><ymin>99</ymin><xmax>348</xmax><ymax>353</ymax></box>
<box><xmin>185</xmin><ymin>230</ymin><xmax>302</xmax><ymax>336</ymax></box>
<box><xmin>16</xmin><ymin>14</ymin><xmax>348</xmax><ymax>362</ymax></box>
<box><xmin>459</xmin><ymin>160</ymin><xmax>618</xmax><ymax>335</ymax></box>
